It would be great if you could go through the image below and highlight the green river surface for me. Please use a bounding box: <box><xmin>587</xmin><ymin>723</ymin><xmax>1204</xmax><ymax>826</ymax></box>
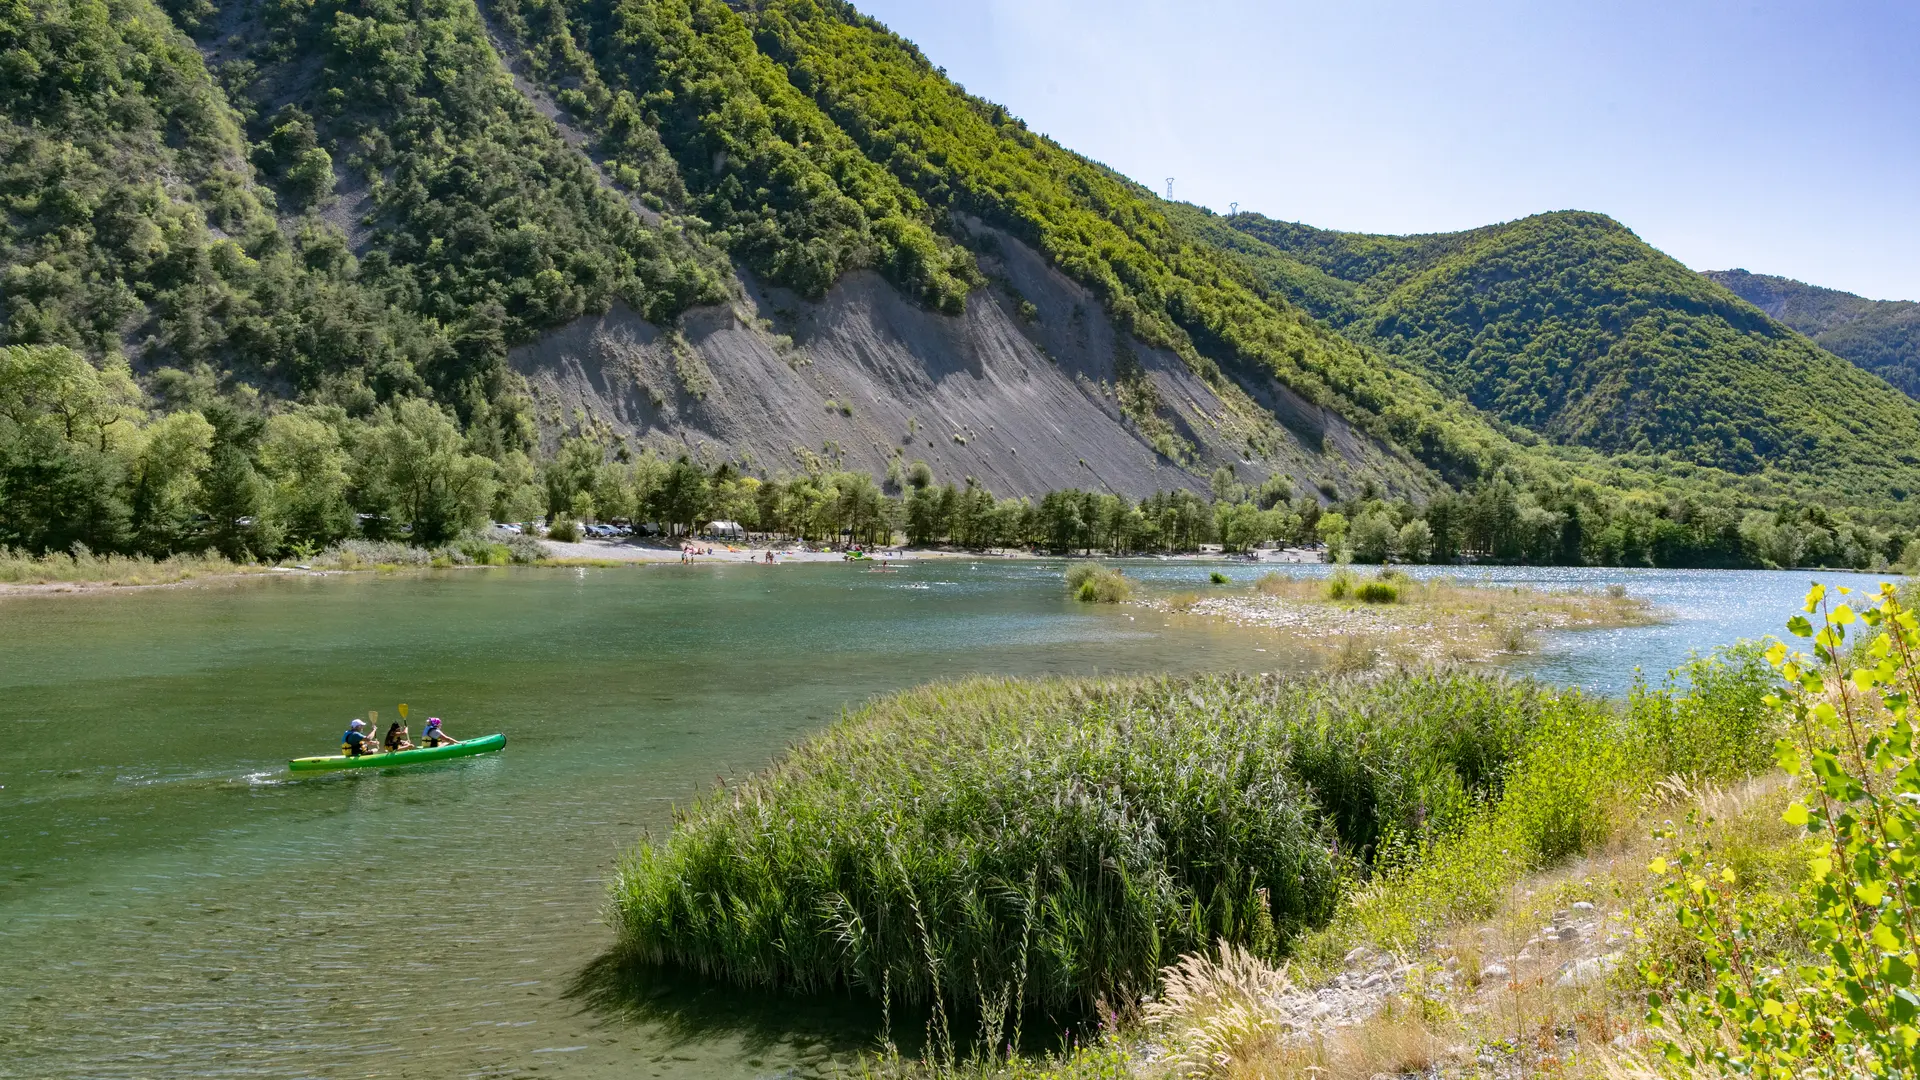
<box><xmin>0</xmin><ymin>559</ymin><xmax>1890</xmax><ymax>1078</ymax></box>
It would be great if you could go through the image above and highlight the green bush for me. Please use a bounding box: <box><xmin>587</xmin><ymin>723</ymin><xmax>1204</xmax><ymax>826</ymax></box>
<box><xmin>503</xmin><ymin>534</ymin><xmax>547</xmax><ymax>564</ymax></box>
<box><xmin>325</xmin><ymin>539</ymin><xmax>429</xmax><ymax>567</ymax></box>
<box><xmin>1324</xmin><ymin>569</ymin><xmax>1355</xmax><ymax>600</ymax></box>
<box><xmin>1209</xmin><ymin>570</ymin><xmax>1231</xmax><ymax>585</ymax></box>
<box><xmin>546</xmin><ymin>517</ymin><xmax>581</xmax><ymax>542</ymax></box>
<box><xmin>1064</xmin><ymin>563</ymin><xmax>1132</xmax><ymax>603</ymax></box>
<box><xmin>1314</xmin><ymin>645</ymin><xmax>1779</xmax><ymax>955</ymax></box>
<box><xmin>455</xmin><ymin>536</ymin><xmax>510</xmax><ymax>565</ymax></box>
<box><xmin>1355</xmin><ymin>580</ymin><xmax>1399</xmax><ymax>604</ymax></box>
<box><xmin>1625</xmin><ymin>644</ymin><xmax>1777</xmax><ymax>778</ymax></box>
<box><xmin>1648</xmin><ymin>585</ymin><xmax>1920</xmax><ymax>1077</ymax></box>
<box><xmin>610</xmin><ymin>671</ymin><xmax>1590</xmax><ymax>1013</ymax></box>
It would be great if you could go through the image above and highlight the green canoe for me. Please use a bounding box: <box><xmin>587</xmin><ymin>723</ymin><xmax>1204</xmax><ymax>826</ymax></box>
<box><xmin>289</xmin><ymin>733</ymin><xmax>506</xmax><ymax>772</ymax></box>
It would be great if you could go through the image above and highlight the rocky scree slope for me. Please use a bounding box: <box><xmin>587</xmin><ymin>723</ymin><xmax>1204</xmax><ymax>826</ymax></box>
<box><xmin>444</xmin><ymin>0</ymin><xmax>1509</xmax><ymax>496</ymax></box>
<box><xmin>513</xmin><ymin>216</ymin><xmax>1428</xmax><ymax>498</ymax></box>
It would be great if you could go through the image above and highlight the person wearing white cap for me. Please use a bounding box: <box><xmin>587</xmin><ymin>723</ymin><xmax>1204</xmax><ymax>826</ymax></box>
<box><xmin>340</xmin><ymin>718</ymin><xmax>372</xmax><ymax>757</ymax></box>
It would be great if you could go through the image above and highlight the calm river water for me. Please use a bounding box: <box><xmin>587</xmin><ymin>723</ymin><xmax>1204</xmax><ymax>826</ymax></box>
<box><xmin>0</xmin><ymin>560</ymin><xmax>1891</xmax><ymax>1078</ymax></box>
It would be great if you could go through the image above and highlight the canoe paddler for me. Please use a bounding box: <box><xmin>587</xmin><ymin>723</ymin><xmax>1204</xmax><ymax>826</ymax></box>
<box><xmin>340</xmin><ymin>719</ymin><xmax>372</xmax><ymax>757</ymax></box>
<box><xmin>421</xmin><ymin>718</ymin><xmax>460</xmax><ymax>748</ymax></box>
<box><xmin>382</xmin><ymin>721</ymin><xmax>413</xmax><ymax>752</ymax></box>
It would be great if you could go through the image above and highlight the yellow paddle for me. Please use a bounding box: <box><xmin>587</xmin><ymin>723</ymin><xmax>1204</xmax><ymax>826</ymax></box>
<box><xmin>397</xmin><ymin>703</ymin><xmax>409</xmax><ymax>751</ymax></box>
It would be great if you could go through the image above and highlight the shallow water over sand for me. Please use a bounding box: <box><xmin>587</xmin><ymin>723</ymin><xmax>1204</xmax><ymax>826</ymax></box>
<box><xmin>0</xmin><ymin>560</ymin><xmax>1890</xmax><ymax>1078</ymax></box>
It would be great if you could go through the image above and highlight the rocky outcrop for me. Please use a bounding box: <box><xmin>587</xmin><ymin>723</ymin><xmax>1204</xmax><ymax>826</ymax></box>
<box><xmin>511</xmin><ymin>224</ymin><xmax>1438</xmax><ymax>500</ymax></box>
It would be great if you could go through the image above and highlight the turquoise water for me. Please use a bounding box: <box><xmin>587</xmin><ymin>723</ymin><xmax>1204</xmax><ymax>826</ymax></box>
<box><xmin>0</xmin><ymin>560</ymin><xmax>1893</xmax><ymax>1078</ymax></box>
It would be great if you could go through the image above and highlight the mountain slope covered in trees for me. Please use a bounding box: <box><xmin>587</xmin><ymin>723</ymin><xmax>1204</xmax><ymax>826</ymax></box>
<box><xmin>1204</xmin><ymin>210</ymin><xmax>1920</xmax><ymax>497</ymax></box>
<box><xmin>4</xmin><ymin>0</ymin><xmax>1920</xmax><ymax>569</ymax></box>
<box><xmin>1705</xmin><ymin>269</ymin><xmax>1920</xmax><ymax>399</ymax></box>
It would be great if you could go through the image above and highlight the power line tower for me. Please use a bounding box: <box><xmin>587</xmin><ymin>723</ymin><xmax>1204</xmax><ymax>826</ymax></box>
<box><xmin>1230</xmin><ymin>202</ymin><xmax>1238</xmax><ymax>217</ymax></box>
<box><xmin>1165</xmin><ymin>177</ymin><xmax>1174</xmax><ymax>200</ymax></box>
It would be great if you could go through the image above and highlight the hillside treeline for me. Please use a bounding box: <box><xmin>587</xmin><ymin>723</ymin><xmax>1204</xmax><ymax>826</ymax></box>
<box><xmin>9</xmin><ymin>342</ymin><xmax>1909</xmax><ymax>570</ymax></box>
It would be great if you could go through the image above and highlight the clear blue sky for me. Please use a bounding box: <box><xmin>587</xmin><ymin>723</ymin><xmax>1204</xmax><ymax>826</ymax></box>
<box><xmin>855</xmin><ymin>0</ymin><xmax>1920</xmax><ymax>301</ymax></box>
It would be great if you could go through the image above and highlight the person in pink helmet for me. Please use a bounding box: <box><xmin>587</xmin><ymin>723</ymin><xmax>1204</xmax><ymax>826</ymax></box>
<box><xmin>421</xmin><ymin>718</ymin><xmax>461</xmax><ymax>748</ymax></box>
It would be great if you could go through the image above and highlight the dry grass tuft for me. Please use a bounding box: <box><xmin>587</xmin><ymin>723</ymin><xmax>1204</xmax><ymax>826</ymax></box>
<box><xmin>1142</xmin><ymin>942</ymin><xmax>1293</xmax><ymax>1079</ymax></box>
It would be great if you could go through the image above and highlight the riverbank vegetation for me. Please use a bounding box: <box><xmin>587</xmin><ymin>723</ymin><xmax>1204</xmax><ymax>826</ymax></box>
<box><xmin>611</xmin><ymin>653</ymin><xmax>1773</xmax><ymax>1023</ymax></box>
<box><xmin>0</xmin><ymin>534</ymin><xmax>544</xmax><ymax>589</ymax></box>
<box><xmin>18</xmin><ymin>341</ymin><xmax>1913</xmax><ymax>574</ymax></box>
<box><xmin>735</xmin><ymin>589</ymin><xmax>1907</xmax><ymax>1080</ymax></box>
<box><xmin>1064</xmin><ymin>563</ymin><xmax>1131</xmax><ymax>603</ymax></box>
<box><xmin>1153</xmin><ymin>570</ymin><xmax>1660</xmax><ymax>664</ymax></box>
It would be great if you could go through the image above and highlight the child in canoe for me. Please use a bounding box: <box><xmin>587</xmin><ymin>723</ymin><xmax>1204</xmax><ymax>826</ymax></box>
<box><xmin>421</xmin><ymin>718</ymin><xmax>461</xmax><ymax>747</ymax></box>
<box><xmin>383</xmin><ymin>722</ymin><xmax>414</xmax><ymax>752</ymax></box>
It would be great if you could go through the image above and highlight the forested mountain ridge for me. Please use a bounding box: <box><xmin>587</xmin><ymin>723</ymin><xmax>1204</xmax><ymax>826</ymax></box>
<box><xmin>4</xmin><ymin>0</ymin><xmax>1920</xmax><ymax>569</ymax></box>
<box><xmin>1705</xmin><ymin>269</ymin><xmax>1920</xmax><ymax>399</ymax></box>
<box><xmin>1211</xmin><ymin>209</ymin><xmax>1920</xmax><ymax>494</ymax></box>
<box><xmin>487</xmin><ymin>0</ymin><xmax>1522</xmax><ymax>488</ymax></box>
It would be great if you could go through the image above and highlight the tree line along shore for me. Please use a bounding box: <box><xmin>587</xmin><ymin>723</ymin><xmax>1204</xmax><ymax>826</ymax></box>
<box><xmin>7</xmin><ymin>344</ymin><xmax>1919</xmax><ymax>581</ymax></box>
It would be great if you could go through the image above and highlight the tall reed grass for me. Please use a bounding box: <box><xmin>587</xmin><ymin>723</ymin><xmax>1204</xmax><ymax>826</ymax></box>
<box><xmin>0</xmin><ymin>545</ymin><xmax>248</xmax><ymax>585</ymax></box>
<box><xmin>611</xmin><ymin>671</ymin><xmax>1604</xmax><ymax>1014</ymax></box>
<box><xmin>1</xmin><ymin>531</ymin><xmax>546</xmax><ymax>586</ymax></box>
<box><xmin>1302</xmin><ymin>646</ymin><xmax>1777</xmax><ymax>958</ymax></box>
<box><xmin>1063</xmin><ymin>564</ymin><xmax>1132</xmax><ymax>603</ymax></box>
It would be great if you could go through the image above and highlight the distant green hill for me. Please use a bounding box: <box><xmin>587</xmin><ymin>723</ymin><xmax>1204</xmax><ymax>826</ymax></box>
<box><xmin>1705</xmin><ymin>270</ymin><xmax>1920</xmax><ymax>399</ymax></box>
<box><xmin>1211</xmin><ymin>210</ymin><xmax>1920</xmax><ymax>492</ymax></box>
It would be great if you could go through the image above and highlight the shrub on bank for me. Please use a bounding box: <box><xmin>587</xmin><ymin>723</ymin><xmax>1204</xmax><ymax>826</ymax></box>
<box><xmin>324</xmin><ymin>533</ymin><xmax>549</xmax><ymax>569</ymax></box>
<box><xmin>501</xmin><ymin>534</ymin><xmax>548</xmax><ymax>564</ymax></box>
<box><xmin>1646</xmin><ymin>586</ymin><xmax>1918</xmax><ymax>1077</ymax></box>
<box><xmin>1064</xmin><ymin>563</ymin><xmax>1132</xmax><ymax>603</ymax></box>
<box><xmin>611</xmin><ymin>671</ymin><xmax>1607</xmax><ymax>1013</ymax></box>
<box><xmin>328</xmin><ymin>539</ymin><xmax>431</xmax><ymax>567</ymax></box>
<box><xmin>1354</xmin><ymin>580</ymin><xmax>1399</xmax><ymax>604</ymax></box>
<box><xmin>1309</xmin><ymin>646</ymin><xmax>1777</xmax><ymax>956</ymax></box>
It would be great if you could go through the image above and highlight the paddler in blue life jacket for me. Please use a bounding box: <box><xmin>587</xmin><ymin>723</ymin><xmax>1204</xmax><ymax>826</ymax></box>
<box><xmin>420</xmin><ymin>717</ymin><xmax>460</xmax><ymax>748</ymax></box>
<box><xmin>340</xmin><ymin>718</ymin><xmax>372</xmax><ymax>757</ymax></box>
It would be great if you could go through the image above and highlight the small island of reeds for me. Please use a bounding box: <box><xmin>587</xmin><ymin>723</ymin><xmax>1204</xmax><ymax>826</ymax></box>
<box><xmin>609</xmin><ymin>655</ymin><xmax>1772</xmax><ymax>1024</ymax></box>
<box><xmin>1154</xmin><ymin>568</ymin><xmax>1659</xmax><ymax>664</ymax></box>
